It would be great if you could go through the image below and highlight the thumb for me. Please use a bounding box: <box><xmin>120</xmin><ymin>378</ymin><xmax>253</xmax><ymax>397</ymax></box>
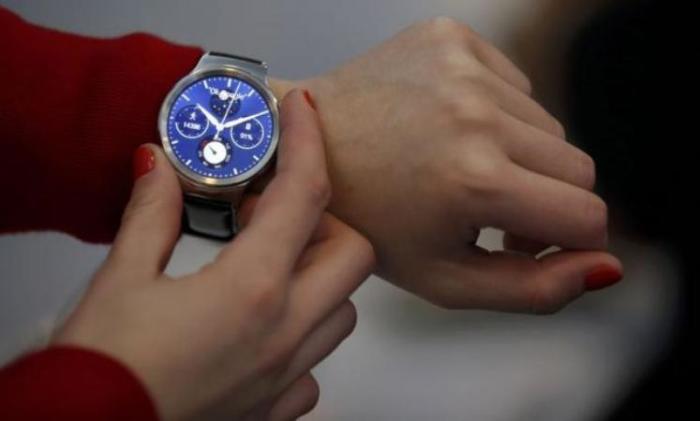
<box><xmin>429</xmin><ymin>250</ymin><xmax>623</xmax><ymax>313</ymax></box>
<box><xmin>108</xmin><ymin>144</ymin><xmax>183</xmax><ymax>278</ymax></box>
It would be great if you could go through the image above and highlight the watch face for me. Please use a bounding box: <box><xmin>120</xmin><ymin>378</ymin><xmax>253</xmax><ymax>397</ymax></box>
<box><xmin>161</xmin><ymin>72</ymin><xmax>277</xmax><ymax>185</ymax></box>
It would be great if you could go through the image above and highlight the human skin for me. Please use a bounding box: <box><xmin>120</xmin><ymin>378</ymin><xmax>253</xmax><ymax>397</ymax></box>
<box><xmin>268</xmin><ymin>17</ymin><xmax>623</xmax><ymax>313</ymax></box>
<box><xmin>54</xmin><ymin>90</ymin><xmax>375</xmax><ymax>420</ymax></box>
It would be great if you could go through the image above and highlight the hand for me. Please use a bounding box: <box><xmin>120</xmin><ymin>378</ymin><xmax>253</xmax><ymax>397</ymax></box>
<box><xmin>53</xmin><ymin>90</ymin><xmax>375</xmax><ymax>420</ymax></box>
<box><xmin>270</xmin><ymin>18</ymin><xmax>622</xmax><ymax>313</ymax></box>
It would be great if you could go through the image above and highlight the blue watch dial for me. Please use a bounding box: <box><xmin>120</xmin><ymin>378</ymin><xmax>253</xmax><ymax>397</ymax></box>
<box><xmin>165</xmin><ymin>74</ymin><xmax>275</xmax><ymax>180</ymax></box>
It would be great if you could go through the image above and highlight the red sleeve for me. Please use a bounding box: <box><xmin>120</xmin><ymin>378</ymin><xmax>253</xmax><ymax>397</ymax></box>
<box><xmin>0</xmin><ymin>6</ymin><xmax>202</xmax><ymax>242</ymax></box>
<box><xmin>0</xmin><ymin>346</ymin><xmax>159</xmax><ymax>420</ymax></box>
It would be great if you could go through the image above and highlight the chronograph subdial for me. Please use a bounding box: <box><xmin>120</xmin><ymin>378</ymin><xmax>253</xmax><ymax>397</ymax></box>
<box><xmin>174</xmin><ymin>105</ymin><xmax>209</xmax><ymax>139</ymax></box>
<box><xmin>198</xmin><ymin>138</ymin><xmax>232</xmax><ymax>169</ymax></box>
<box><xmin>230</xmin><ymin>118</ymin><xmax>264</xmax><ymax>150</ymax></box>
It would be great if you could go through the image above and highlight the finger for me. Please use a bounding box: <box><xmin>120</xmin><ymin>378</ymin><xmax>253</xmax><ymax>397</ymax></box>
<box><xmin>479</xmin><ymin>163</ymin><xmax>608</xmax><ymax>250</ymax></box>
<box><xmin>242</xmin><ymin>197</ymin><xmax>361</xmax><ymax>275</ymax></box>
<box><xmin>424</xmin><ymin>249</ymin><xmax>623</xmax><ymax>313</ymax></box>
<box><xmin>241</xmin><ymin>373</ymin><xmax>319</xmax><ymax>421</ymax></box>
<box><xmin>466</xmin><ymin>32</ymin><xmax>532</xmax><ymax>95</ymax></box>
<box><xmin>498</xmin><ymin>111</ymin><xmax>596</xmax><ymax>191</ymax></box>
<box><xmin>214</xmin><ymin>89</ymin><xmax>329</xmax><ymax>275</ymax></box>
<box><xmin>240</xmin><ymin>195</ymin><xmax>338</xmax><ymax>260</ymax></box>
<box><xmin>503</xmin><ymin>232</ymin><xmax>550</xmax><ymax>255</ymax></box>
<box><xmin>287</xmin><ymin>216</ymin><xmax>374</xmax><ymax>331</ymax></box>
<box><xmin>472</xmin><ymin>63</ymin><xmax>565</xmax><ymax>138</ymax></box>
<box><xmin>247</xmin><ymin>164</ymin><xmax>276</xmax><ymax>195</ymax></box>
<box><xmin>108</xmin><ymin>144</ymin><xmax>182</xmax><ymax>278</ymax></box>
<box><xmin>268</xmin><ymin>374</ymin><xmax>320</xmax><ymax>421</ymax></box>
<box><xmin>237</xmin><ymin>194</ymin><xmax>259</xmax><ymax>230</ymax></box>
<box><xmin>280</xmin><ymin>301</ymin><xmax>357</xmax><ymax>389</ymax></box>
<box><xmin>239</xmin><ymin>195</ymin><xmax>330</xmax><ymax>263</ymax></box>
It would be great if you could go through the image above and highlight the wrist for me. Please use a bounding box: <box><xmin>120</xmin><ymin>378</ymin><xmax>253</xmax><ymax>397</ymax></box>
<box><xmin>249</xmin><ymin>77</ymin><xmax>332</xmax><ymax>194</ymax></box>
<box><xmin>268</xmin><ymin>78</ymin><xmax>298</xmax><ymax>102</ymax></box>
<box><xmin>269</xmin><ymin>76</ymin><xmax>336</xmax><ymax>111</ymax></box>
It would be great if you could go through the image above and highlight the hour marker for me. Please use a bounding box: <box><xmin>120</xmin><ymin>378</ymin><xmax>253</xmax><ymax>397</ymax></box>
<box><xmin>203</xmin><ymin>80</ymin><xmax>209</xmax><ymax>89</ymax></box>
<box><xmin>182</xmin><ymin>94</ymin><xmax>191</xmax><ymax>101</ymax></box>
<box><xmin>233</xmin><ymin>168</ymin><xmax>239</xmax><ymax>175</ymax></box>
<box><xmin>171</xmin><ymin>140</ymin><xmax>179</xmax><ymax>145</ymax></box>
<box><xmin>227</xmin><ymin>79</ymin><xmax>232</xmax><ymax>88</ymax></box>
<box><xmin>253</xmin><ymin>155</ymin><xmax>260</xmax><ymax>161</ymax></box>
<box><xmin>185</xmin><ymin>159</ymin><xmax>192</xmax><ymax>165</ymax></box>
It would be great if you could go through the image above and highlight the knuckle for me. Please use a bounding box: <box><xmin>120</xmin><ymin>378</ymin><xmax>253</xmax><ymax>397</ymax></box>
<box><xmin>576</xmin><ymin>152</ymin><xmax>597</xmax><ymax>190</ymax></box>
<box><xmin>449</xmin><ymin>94</ymin><xmax>502</xmax><ymax>130</ymax></box>
<box><xmin>427</xmin><ymin>16</ymin><xmax>460</xmax><ymax>33</ymax></box>
<box><xmin>467</xmin><ymin>98</ymin><xmax>502</xmax><ymax>126</ymax></box>
<box><xmin>347</xmin><ymin>230</ymin><xmax>377</xmax><ymax>272</ymax></box>
<box><xmin>417</xmin><ymin>281</ymin><xmax>473</xmax><ymax>310</ymax></box>
<box><xmin>258</xmin><ymin>336</ymin><xmax>297</xmax><ymax>374</ymax></box>
<box><xmin>283</xmin><ymin>375</ymin><xmax>320</xmax><ymax>416</ymax></box>
<box><xmin>301</xmin><ymin>173</ymin><xmax>332</xmax><ymax>208</ymax></box>
<box><xmin>247</xmin><ymin>278</ymin><xmax>286</xmax><ymax>321</ymax></box>
<box><xmin>528</xmin><ymin>281</ymin><xmax>568</xmax><ymax>315</ymax></box>
<box><xmin>454</xmin><ymin>142</ymin><xmax>507</xmax><ymax>198</ymax></box>
<box><xmin>341</xmin><ymin>301</ymin><xmax>359</xmax><ymax>334</ymax></box>
<box><xmin>304</xmin><ymin>377</ymin><xmax>321</xmax><ymax>410</ymax></box>
<box><xmin>426</xmin><ymin>16</ymin><xmax>469</xmax><ymax>41</ymax></box>
<box><xmin>441</xmin><ymin>93</ymin><xmax>469</xmax><ymax>122</ymax></box>
<box><xmin>434</xmin><ymin>49</ymin><xmax>472</xmax><ymax>75</ymax></box>
<box><xmin>582</xmin><ymin>195</ymin><xmax>609</xmax><ymax>247</ymax></box>
<box><xmin>120</xmin><ymin>191</ymin><xmax>158</xmax><ymax>224</ymax></box>
<box><xmin>330</xmin><ymin>223</ymin><xmax>377</xmax><ymax>275</ymax></box>
<box><xmin>552</xmin><ymin>119</ymin><xmax>566</xmax><ymax>139</ymax></box>
<box><xmin>460</xmin><ymin>22</ymin><xmax>476</xmax><ymax>39</ymax></box>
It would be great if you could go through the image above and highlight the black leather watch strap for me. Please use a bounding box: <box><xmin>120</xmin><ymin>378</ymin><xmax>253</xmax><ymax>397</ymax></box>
<box><xmin>182</xmin><ymin>195</ymin><xmax>238</xmax><ymax>240</ymax></box>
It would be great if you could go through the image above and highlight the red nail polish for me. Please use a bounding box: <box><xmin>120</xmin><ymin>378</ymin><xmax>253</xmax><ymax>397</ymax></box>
<box><xmin>584</xmin><ymin>265</ymin><xmax>623</xmax><ymax>291</ymax></box>
<box><xmin>133</xmin><ymin>145</ymin><xmax>155</xmax><ymax>181</ymax></box>
<box><xmin>303</xmin><ymin>89</ymin><xmax>317</xmax><ymax>111</ymax></box>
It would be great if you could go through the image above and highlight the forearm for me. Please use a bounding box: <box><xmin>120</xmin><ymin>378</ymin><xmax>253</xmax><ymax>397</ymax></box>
<box><xmin>0</xmin><ymin>346</ymin><xmax>158</xmax><ymax>420</ymax></box>
<box><xmin>0</xmin><ymin>6</ymin><xmax>201</xmax><ymax>242</ymax></box>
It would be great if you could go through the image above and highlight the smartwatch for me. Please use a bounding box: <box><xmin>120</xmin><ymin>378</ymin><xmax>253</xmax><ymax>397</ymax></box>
<box><xmin>158</xmin><ymin>52</ymin><xmax>280</xmax><ymax>240</ymax></box>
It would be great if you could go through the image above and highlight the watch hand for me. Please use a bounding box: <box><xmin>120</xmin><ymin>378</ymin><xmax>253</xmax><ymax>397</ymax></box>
<box><xmin>215</xmin><ymin>85</ymin><xmax>239</xmax><ymax>139</ymax></box>
<box><xmin>220</xmin><ymin>96</ymin><xmax>236</xmax><ymax>126</ymax></box>
<box><xmin>231</xmin><ymin>81</ymin><xmax>241</xmax><ymax>103</ymax></box>
<box><xmin>196</xmin><ymin>104</ymin><xmax>222</xmax><ymax>130</ymax></box>
<box><xmin>222</xmin><ymin>111</ymin><xmax>270</xmax><ymax>129</ymax></box>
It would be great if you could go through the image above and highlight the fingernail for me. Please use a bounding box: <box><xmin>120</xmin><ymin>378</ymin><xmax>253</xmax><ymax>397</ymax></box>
<box><xmin>584</xmin><ymin>265</ymin><xmax>623</xmax><ymax>291</ymax></box>
<box><xmin>303</xmin><ymin>89</ymin><xmax>317</xmax><ymax>111</ymax></box>
<box><xmin>133</xmin><ymin>145</ymin><xmax>155</xmax><ymax>181</ymax></box>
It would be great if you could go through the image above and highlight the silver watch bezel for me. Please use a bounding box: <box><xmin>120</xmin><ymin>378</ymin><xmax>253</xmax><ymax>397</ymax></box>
<box><xmin>158</xmin><ymin>66</ymin><xmax>279</xmax><ymax>190</ymax></box>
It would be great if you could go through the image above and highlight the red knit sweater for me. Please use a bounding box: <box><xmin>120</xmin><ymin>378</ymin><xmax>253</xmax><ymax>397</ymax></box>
<box><xmin>0</xmin><ymin>6</ymin><xmax>204</xmax><ymax>419</ymax></box>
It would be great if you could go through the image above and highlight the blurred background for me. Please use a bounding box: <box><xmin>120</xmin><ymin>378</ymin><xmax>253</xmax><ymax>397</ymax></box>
<box><xmin>0</xmin><ymin>0</ymin><xmax>688</xmax><ymax>420</ymax></box>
